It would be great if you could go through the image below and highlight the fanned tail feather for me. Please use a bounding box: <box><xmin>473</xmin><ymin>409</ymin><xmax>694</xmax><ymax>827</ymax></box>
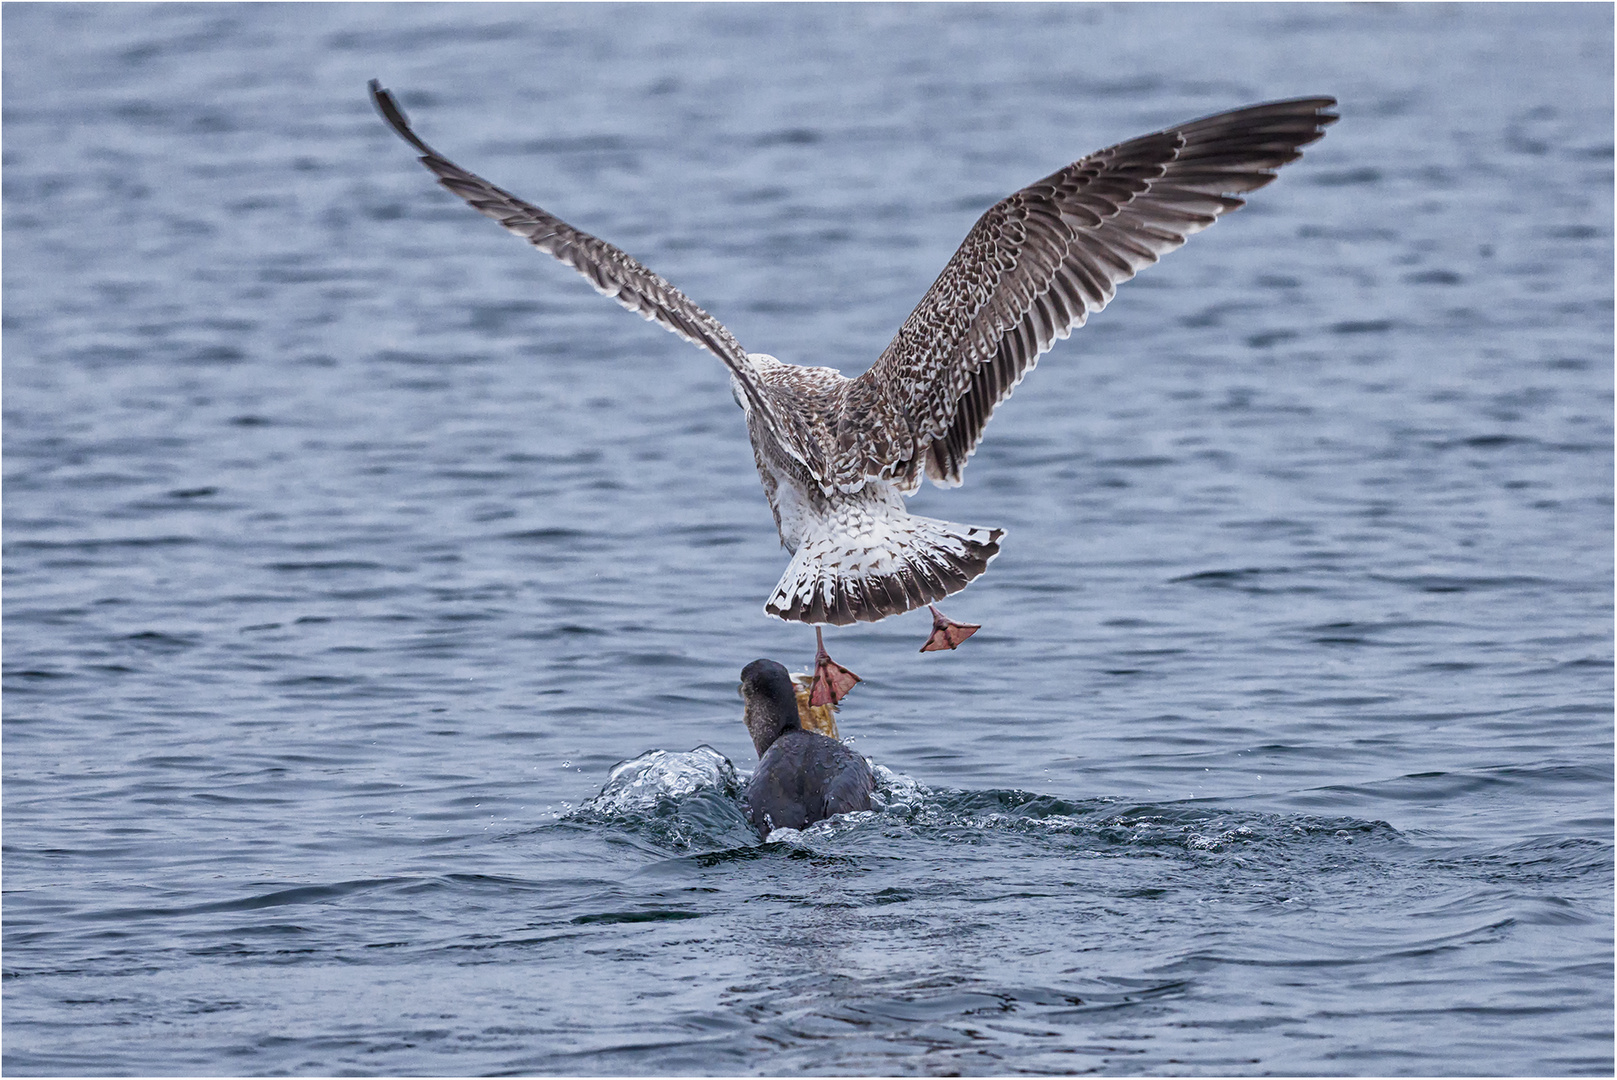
<box><xmin>766</xmin><ymin>514</ymin><xmax>1004</xmax><ymax>625</ymax></box>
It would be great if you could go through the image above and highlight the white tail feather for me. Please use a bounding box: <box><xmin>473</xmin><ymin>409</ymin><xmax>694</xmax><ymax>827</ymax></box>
<box><xmin>766</xmin><ymin>510</ymin><xmax>1004</xmax><ymax>625</ymax></box>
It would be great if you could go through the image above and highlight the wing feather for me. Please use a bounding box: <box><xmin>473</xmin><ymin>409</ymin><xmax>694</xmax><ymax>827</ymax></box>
<box><xmin>835</xmin><ymin>96</ymin><xmax>1336</xmax><ymax>490</ymax></box>
<box><xmin>368</xmin><ymin>81</ymin><xmax>805</xmax><ymax>463</ymax></box>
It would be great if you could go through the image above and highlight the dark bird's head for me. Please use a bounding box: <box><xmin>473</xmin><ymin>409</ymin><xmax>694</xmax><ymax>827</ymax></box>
<box><xmin>739</xmin><ymin>658</ymin><xmax>800</xmax><ymax>758</ymax></box>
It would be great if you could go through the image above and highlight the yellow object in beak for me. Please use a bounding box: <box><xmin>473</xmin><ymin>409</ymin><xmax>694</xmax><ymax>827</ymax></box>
<box><xmin>790</xmin><ymin>672</ymin><xmax>840</xmax><ymax>740</ymax></box>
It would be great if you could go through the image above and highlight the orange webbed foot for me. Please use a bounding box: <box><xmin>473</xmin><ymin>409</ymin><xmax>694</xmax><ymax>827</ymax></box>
<box><xmin>809</xmin><ymin>626</ymin><xmax>862</xmax><ymax>706</ymax></box>
<box><xmin>920</xmin><ymin>604</ymin><xmax>980</xmax><ymax>652</ymax></box>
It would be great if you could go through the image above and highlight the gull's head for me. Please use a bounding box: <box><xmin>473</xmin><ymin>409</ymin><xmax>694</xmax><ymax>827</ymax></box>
<box><xmin>733</xmin><ymin>353</ymin><xmax>780</xmax><ymax>411</ymax></box>
<box><xmin>732</xmin><ymin>354</ymin><xmax>778</xmax><ymax>411</ymax></box>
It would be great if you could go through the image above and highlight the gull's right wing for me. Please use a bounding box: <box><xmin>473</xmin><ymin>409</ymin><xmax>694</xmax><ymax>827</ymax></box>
<box><xmin>834</xmin><ymin>97</ymin><xmax>1338</xmax><ymax>493</ymax></box>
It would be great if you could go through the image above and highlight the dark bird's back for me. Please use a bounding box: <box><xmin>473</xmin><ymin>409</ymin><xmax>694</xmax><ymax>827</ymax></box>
<box><xmin>746</xmin><ymin>728</ymin><xmax>875</xmax><ymax>837</ymax></box>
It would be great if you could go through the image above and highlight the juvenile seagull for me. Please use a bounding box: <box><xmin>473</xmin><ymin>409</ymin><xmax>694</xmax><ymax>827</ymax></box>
<box><xmin>369</xmin><ymin>82</ymin><xmax>1335</xmax><ymax>705</ymax></box>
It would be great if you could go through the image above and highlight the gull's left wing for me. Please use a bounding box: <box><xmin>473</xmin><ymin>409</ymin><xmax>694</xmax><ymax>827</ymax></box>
<box><xmin>368</xmin><ymin>80</ymin><xmax>810</xmax><ymax>468</ymax></box>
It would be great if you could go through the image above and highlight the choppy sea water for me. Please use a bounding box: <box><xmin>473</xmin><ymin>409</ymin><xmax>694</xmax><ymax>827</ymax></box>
<box><xmin>3</xmin><ymin>3</ymin><xmax>1611</xmax><ymax>1075</ymax></box>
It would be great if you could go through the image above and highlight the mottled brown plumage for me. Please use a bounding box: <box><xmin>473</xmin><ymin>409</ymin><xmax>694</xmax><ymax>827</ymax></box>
<box><xmin>370</xmin><ymin>81</ymin><xmax>1336</xmax><ymax>628</ymax></box>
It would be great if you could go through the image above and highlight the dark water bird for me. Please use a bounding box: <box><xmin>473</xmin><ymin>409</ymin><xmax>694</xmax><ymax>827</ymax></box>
<box><xmin>369</xmin><ymin>82</ymin><xmax>1336</xmax><ymax>704</ymax></box>
<box><xmin>739</xmin><ymin>659</ymin><xmax>875</xmax><ymax>838</ymax></box>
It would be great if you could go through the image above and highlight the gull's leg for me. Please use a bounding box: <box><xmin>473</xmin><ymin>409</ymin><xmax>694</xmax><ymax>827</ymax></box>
<box><xmin>809</xmin><ymin>626</ymin><xmax>862</xmax><ymax>707</ymax></box>
<box><xmin>920</xmin><ymin>604</ymin><xmax>981</xmax><ymax>652</ymax></box>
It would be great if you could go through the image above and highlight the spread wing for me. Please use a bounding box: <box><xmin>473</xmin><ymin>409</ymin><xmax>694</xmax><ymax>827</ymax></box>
<box><xmin>834</xmin><ymin>97</ymin><xmax>1338</xmax><ymax>491</ymax></box>
<box><xmin>368</xmin><ymin>80</ymin><xmax>803</xmax><ymax>460</ymax></box>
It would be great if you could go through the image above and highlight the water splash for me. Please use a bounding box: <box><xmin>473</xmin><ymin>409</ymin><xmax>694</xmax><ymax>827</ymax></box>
<box><xmin>586</xmin><ymin>746</ymin><xmax>741</xmax><ymax>815</ymax></box>
<box><xmin>572</xmin><ymin>750</ymin><xmax>1402</xmax><ymax>865</ymax></box>
<box><xmin>870</xmin><ymin>762</ymin><xmax>930</xmax><ymax>813</ymax></box>
<box><xmin>570</xmin><ymin>747</ymin><xmax>755</xmax><ymax>852</ymax></box>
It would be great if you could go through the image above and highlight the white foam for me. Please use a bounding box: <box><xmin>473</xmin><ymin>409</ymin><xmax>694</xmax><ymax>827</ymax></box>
<box><xmin>585</xmin><ymin>746</ymin><xmax>739</xmax><ymax>815</ymax></box>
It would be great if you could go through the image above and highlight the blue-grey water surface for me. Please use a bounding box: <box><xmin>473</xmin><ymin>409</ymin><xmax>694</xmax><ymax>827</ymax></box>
<box><xmin>4</xmin><ymin>3</ymin><xmax>1612</xmax><ymax>1075</ymax></box>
